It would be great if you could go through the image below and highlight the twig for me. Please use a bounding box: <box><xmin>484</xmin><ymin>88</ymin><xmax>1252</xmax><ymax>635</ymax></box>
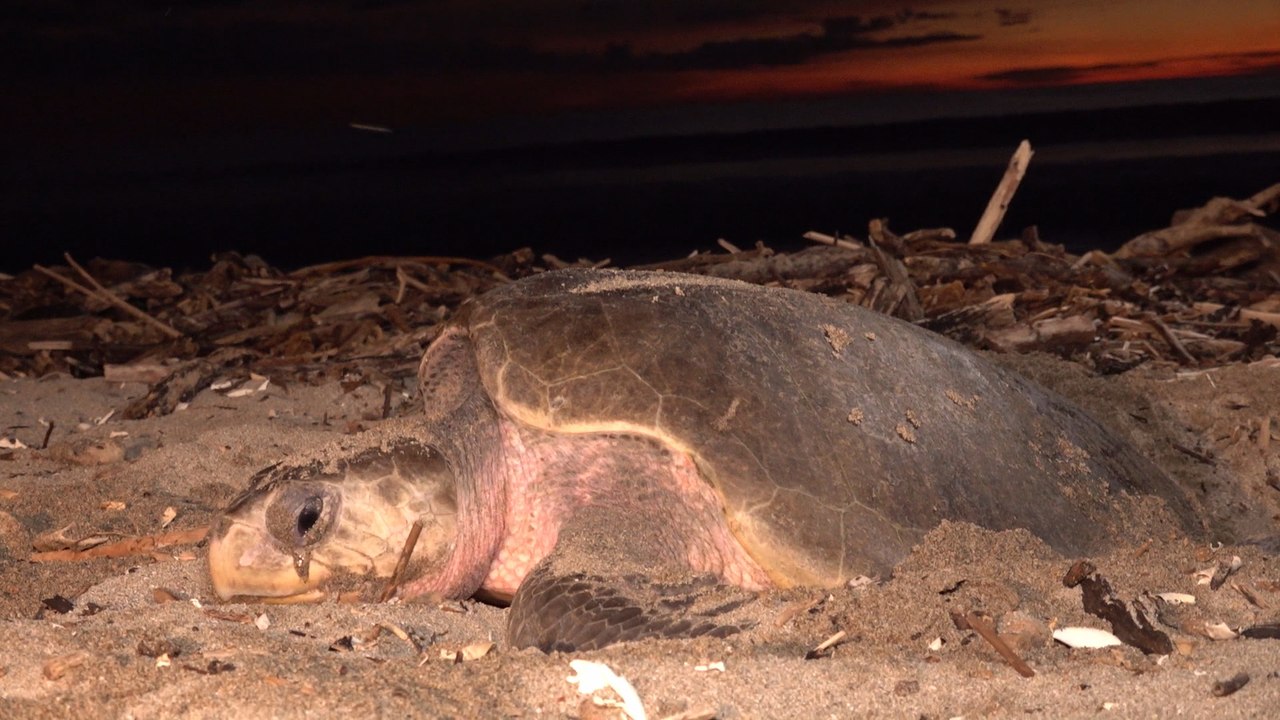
<box><xmin>802</xmin><ymin>231</ymin><xmax>863</xmax><ymax>251</ymax></box>
<box><xmin>804</xmin><ymin>630</ymin><xmax>848</xmax><ymax>659</ymax></box>
<box><xmin>63</xmin><ymin>254</ymin><xmax>184</xmax><ymax>339</ymax></box>
<box><xmin>951</xmin><ymin>610</ymin><xmax>1036</xmax><ymax>678</ymax></box>
<box><xmin>1171</xmin><ymin>442</ymin><xmax>1215</xmax><ymax>464</ymax></box>
<box><xmin>970</xmin><ymin>140</ymin><xmax>1033</xmax><ymax>245</ymax></box>
<box><xmin>1193</xmin><ymin>302</ymin><xmax>1280</xmax><ymax>331</ymax></box>
<box><xmin>1146</xmin><ymin>314</ymin><xmax>1197</xmax><ymax>365</ymax></box>
<box><xmin>290</xmin><ymin>255</ymin><xmax>510</xmax><ymax>280</ymax></box>
<box><xmin>30</xmin><ymin>526</ymin><xmax>209</xmax><ymax>562</ymax></box>
<box><xmin>1250</xmin><ymin>182</ymin><xmax>1280</xmax><ymax>213</ymax></box>
<box><xmin>33</xmin><ymin>256</ymin><xmax>183</xmax><ymax>339</ymax></box>
<box><xmin>379</xmin><ymin>519</ymin><xmax>424</xmax><ymax>602</ymax></box>
<box><xmin>773</xmin><ymin>593</ymin><xmax>827</xmax><ymax>627</ymax></box>
<box><xmin>716</xmin><ymin>238</ymin><xmax>743</xmax><ymax>253</ymax></box>
<box><xmin>378</xmin><ymin>621</ymin><xmax>423</xmax><ymax>654</ymax></box>
<box><xmin>395</xmin><ymin>265</ymin><xmax>437</xmax><ymax>304</ymax></box>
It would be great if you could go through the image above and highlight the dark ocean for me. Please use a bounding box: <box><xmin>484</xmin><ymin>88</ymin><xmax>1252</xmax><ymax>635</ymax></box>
<box><xmin>4</xmin><ymin>96</ymin><xmax>1277</xmax><ymax>273</ymax></box>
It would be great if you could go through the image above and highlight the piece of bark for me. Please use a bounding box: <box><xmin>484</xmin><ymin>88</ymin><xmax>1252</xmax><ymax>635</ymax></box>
<box><xmin>867</xmin><ymin>223</ymin><xmax>924</xmax><ymax>321</ymax></box>
<box><xmin>1062</xmin><ymin>561</ymin><xmax>1173</xmax><ymax>655</ymax></box>
<box><xmin>123</xmin><ymin>348</ymin><xmax>256</xmax><ymax>419</ymax></box>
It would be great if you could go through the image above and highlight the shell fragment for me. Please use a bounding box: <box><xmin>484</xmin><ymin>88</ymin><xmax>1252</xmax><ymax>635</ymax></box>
<box><xmin>567</xmin><ymin>659</ymin><xmax>647</xmax><ymax>720</ymax></box>
<box><xmin>1052</xmin><ymin>627</ymin><xmax>1123</xmax><ymax>649</ymax></box>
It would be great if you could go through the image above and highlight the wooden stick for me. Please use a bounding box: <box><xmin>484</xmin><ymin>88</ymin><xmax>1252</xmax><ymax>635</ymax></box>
<box><xmin>952</xmin><ymin>610</ymin><xmax>1036</xmax><ymax>678</ymax></box>
<box><xmin>33</xmin><ymin>256</ymin><xmax>183</xmax><ymax>339</ymax></box>
<box><xmin>290</xmin><ymin>255</ymin><xmax>510</xmax><ymax>280</ymax></box>
<box><xmin>969</xmin><ymin>140</ymin><xmax>1033</xmax><ymax>245</ymax></box>
<box><xmin>30</xmin><ymin>526</ymin><xmax>209</xmax><ymax>562</ymax></box>
<box><xmin>395</xmin><ymin>265</ymin><xmax>436</xmax><ymax>304</ymax></box>
<box><xmin>802</xmin><ymin>231</ymin><xmax>863</xmax><ymax>251</ymax></box>
<box><xmin>379</xmin><ymin>519</ymin><xmax>424</xmax><ymax>602</ymax></box>
<box><xmin>1249</xmin><ymin>182</ymin><xmax>1280</xmax><ymax>213</ymax></box>
<box><xmin>1146</xmin><ymin>314</ymin><xmax>1197</xmax><ymax>365</ymax></box>
<box><xmin>63</xmin><ymin>254</ymin><xmax>184</xmax><ymax>339</ymax></box>
<box><xmin>1193</xmin><ymin>302</ymin><xmax>1280</xmax><ymax>331</ymax></box>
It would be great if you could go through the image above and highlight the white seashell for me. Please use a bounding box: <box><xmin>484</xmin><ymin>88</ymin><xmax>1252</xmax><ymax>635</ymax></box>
<box><xmin>1203</xmin><ymin>622</ymin><xmax>1238</xmax><ymax>641</ymax></box>
<box><xmin>567</xmin><ymin>659</ymin><xmax>647</xmax><ymax>720</ymax></box>
<box><xmin>1052</xmin><ymin>626</ymin><xmax>1123</xmax><ymax>648</ymax></box>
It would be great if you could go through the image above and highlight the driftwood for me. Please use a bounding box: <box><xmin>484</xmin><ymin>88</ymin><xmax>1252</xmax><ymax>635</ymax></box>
<box><xmin>29</xmin><ymin>527</ymin><xmax>209</xmax><ymax>563</ymax></box>
<box><xmin>1</xmin><ymin>184</ymin><xmax>1277</xmax><ymax>395</ymax></box>
<box><xmin>1114</xmin><ymin>183</ymin><xmax>1280</xmax><ymax>285</ymax></box>
<box><xmin>970</xmin><ymin>140</ymin><xmax>1033</xmax><ymax>245</ymax></box>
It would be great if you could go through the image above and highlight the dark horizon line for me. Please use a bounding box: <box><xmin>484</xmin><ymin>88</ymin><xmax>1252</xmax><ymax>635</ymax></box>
<box><xmin>449</xmin><ymin>94</ymin><xmax>1280</xmax><ymax>167</ymax></box>
<box><xmin>26</xmin><ymin>95</ymin><xmax>1278</xmax><ymax>188</ymax></box>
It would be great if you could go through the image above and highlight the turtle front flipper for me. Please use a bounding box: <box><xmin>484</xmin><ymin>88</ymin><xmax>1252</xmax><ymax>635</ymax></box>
<box><xmin>508</xmin><ymin>561</ymin><xmax>756</xmax><ymax>652</ymax></box>
<box><xmin>504</xmin><ymin>504</ymin><xmax>760</xmax><ymax>652</ymax></box>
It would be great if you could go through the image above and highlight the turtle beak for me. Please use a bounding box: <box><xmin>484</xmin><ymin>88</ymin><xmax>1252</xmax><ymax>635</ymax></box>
<box><xmin>207</xmin><ymin>515</ymin><xmax>332</xmax><ymax>603</ymax></box>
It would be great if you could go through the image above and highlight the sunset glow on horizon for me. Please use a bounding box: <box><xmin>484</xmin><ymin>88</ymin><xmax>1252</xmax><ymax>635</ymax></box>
<box><xmin>6</xmin><ymin>0</ymin><xmax>1279</xmax><ymax>139</ymax></box>
<box><xmin>509</xmin><ymin>0</ymin><xmax>1280</xmax><ymax>111</ymax></box>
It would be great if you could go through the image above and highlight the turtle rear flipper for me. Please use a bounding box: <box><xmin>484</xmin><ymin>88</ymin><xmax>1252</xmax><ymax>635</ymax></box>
<box><xmin>506</xmin><ymin>505</ymin><xmax>759</xmax><ymax>652</ymax></box>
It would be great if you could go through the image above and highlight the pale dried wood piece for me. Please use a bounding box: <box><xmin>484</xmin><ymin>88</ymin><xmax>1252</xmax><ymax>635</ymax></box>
<box><xmin>985</xmin><ymin>316</ymin><xmax>1096</xmax><ymax>354</ymax></box>
<box><xmin>969</xmin><ymin>140</ymin><xmax>1033</xmax><ymax>245</ymax></box>
<box><xmin>923</xmin><ymin>293</ymin><xmax>1016</xmax><ymax>342</ymax></box>
<box><xmin>1250</xmin><ymin>182</ymin><xmax>1280</xmax><ymax>213</ymax></box>
<box><xmin>1146</xmin><ymin>314</ymin><xmax>1197</xmax><ymax>365</ymax></box>
<box><xmin>1114</xmin><ymin>222</ymin><xmax>1259</xmax><ymax>260</ymax></box>
<box><xmin>394</xmin><ymin>265</ymin><xmax>441</xmax><ymax>304</ymax></box>
<box><xmin>716</xmin><ymin>237</ymin><xmax>743</xmax><ymax>253</ymax></box>
<box><xmin>1107</xmin><ymin>316</ymin><xmax>1151</xmax><ymax>334</ymax></box>
<box><xmin>803</xmin><ymin>230</ymin><xmax>863</xmax><ymax>251</ymax></box>
<box><xmin>1192</xmin><ymin>302</ymin><xmax>1280</xmax><ymax>331</ymax></box>
<box><xmin>30</xmin><ymin>526</ymin><xmax>209</xmax><ymax>562</ymax></box>
<box><xmin>901</xmin><ymin>227</ymin><xmax>956</xmax><ymax>244</ymax></box>
<box><xmin>34</xmin><ymin>256</ymin><xmax>183</xmax><ymax>339</ymax></box>
<box><xmin>27</xmin><ymin>341</ymin><xmax>75</xmax><ymax>351</ymax></box>
<box><xmin>1115</xmin><ymin>183</ymin><xmax>1280</xmax><ymax>259</ymax></box>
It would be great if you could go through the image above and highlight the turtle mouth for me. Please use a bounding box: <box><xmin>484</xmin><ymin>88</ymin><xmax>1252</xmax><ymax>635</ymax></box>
<box><xmin>207</xmin><ymin>518</ymin><xmax>335</xmax><ymax>603</ymax></box>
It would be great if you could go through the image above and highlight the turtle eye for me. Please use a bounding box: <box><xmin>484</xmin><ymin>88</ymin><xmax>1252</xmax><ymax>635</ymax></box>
<box><xmin>296</xmin><ymin>496</ymin><xmax>324</xmax><ymax>538</ymax></box>
<box><xmin>265</xmin><ymin>484</ymin><xmax>338</xmax><ymax>548</ymax></box>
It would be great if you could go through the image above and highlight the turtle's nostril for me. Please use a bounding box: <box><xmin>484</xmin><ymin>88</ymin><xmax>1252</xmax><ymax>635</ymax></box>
<box><xmin>296</xmin><ymin>496</ymin><xmax>324</xmax><ymax>537</ymax></box>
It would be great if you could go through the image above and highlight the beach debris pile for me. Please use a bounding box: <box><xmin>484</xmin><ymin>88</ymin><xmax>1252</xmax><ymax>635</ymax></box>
<box><xmin>1</xmin><ymin>184</ymin><xmax>1276</xmax><ymax>394</ymax></box>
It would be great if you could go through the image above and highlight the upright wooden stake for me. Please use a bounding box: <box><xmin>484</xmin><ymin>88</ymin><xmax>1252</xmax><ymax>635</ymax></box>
<box><xmin>969</xmin><ymin>140</ymin><xmax>1033</xmax><ymax>245</ymax></box>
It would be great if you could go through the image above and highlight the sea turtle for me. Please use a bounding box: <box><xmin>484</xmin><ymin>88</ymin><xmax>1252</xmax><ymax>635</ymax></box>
<box><xmin>208</xmin><ymin>268</ymin><xmax>1197</xmax><ymax>651</ymax></box>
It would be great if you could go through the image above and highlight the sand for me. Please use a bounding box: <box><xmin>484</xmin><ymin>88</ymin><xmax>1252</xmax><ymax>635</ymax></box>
<box><xmin>2</xmin><ymin>352</ymin><xmax>1279</xmax><ymax>719</ymax></box>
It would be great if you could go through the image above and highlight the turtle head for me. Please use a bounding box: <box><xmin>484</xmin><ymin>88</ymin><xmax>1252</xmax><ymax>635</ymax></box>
<box><xmin>208</xmin><ymin>439</ymin><xmax>458</xmax><ymax>604</ymax></box>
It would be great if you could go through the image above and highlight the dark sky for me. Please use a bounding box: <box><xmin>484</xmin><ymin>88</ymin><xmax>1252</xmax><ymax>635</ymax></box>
<box><xmin>4</xmin><ymin>2</ymin><xmax>1279</xmax><ymax>272</ymax></box>
<box><xmin>7</xmin><ymin>1</ymin><xmax>1280</xmax><ymax>147</ymax></box>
